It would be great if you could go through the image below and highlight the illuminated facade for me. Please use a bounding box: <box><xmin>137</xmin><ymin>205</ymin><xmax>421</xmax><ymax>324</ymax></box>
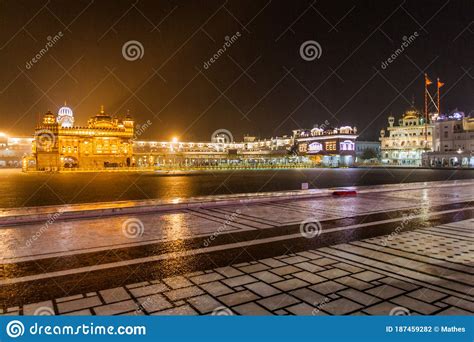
<box><xmin>379</xmin><ymin>107</ymin><xmax>433</xmax><ymax>166</ymax></box>
<box><xmin>31</xmin><ymin>106</ymin><xmax>134</xmax><ymax>171</ymax></box>
<box><xmin>422</xmin><ymin>112</ymin><xmax>474</xmax><ymax>168</ymax></box>
<box><xmin>293</xmin><ymin>126</ymin><xmax>358</xmax><ymax>166</ymax></box>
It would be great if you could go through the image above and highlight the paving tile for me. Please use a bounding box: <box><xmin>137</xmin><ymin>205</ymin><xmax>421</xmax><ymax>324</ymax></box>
<box><xmin>363</xmin><ymin>301</ymin><xmax>403</xmax><ymax>315</ymax></box>
<box><xmin>126</xmin><ymin>282</ymin><xmax>149</xmax><ymax>289</ymax></box>
<box><xmin>309</xmin><ymin>281</ymin><xmax>346</xmax><ymax>295</ymax></box>
<box><xmin>130</xmin><ymin>283</ymin><xmax>168</xmax><ymax>298</ymax></box>
<box><xmin>57</xmin><ymin>297</ymin><xmax>102</xmax><ymax>314</ymax></box>
<box><xmin>63</xmin><ymin>309</ymin><xmax>92</xmax><ymax>315</ymax></box>
<box><xmin>293</xmin><ymin>271</ymin><xmax>326</xmax><ymax>284</ymax></box>
<box><xmin>214</xmin><ymin>266</ymin><xmax>244</xmax><ymax>278</ymax></box>
<box><xmin>245</xmin><ymin>282</ymin><xmax>280</xmax><ymax>297</ymax></box>
<box><xmin>442</xmin><ymin>296</ymin><xmax>474</xmax><ymax>312</ymax></box>
<box><xmin>232</xmin><ymin>302</ymin><xmax>273</xmax><ymax>315</ymax></box>
<box><xmin>94</xmin><ymin>300</ymin><xmax>140</xmax><ymax>315</ymax></box>
<box><xmin>437</xmin><ymin>307</ymin><xmax>473</xmax><ymax>315</ymax></box>
<box><xmin>320</xmin><ymin>298</ymin><xmax>363</xmax><ymax>315</ymax></box>
<box><xmin>258</xmin><ymin>294</ymin><xmax>299</xmax><ymax>311</ymax></box>
<box><xmin>259</xmin><ymin>258</ymin><xmax>287</xmax><ymax>268</ymax></box>
<box><xmin>290</xmin><ymin>288</ymin><xmax>328</xmax><ymax>306</ymax></box>
<box><xmin>310</xmin><ymin>257</ymin><xmax>338</xmax><ymax>266</ymax></box>
<box><xmin>274</xmin><ymin>309</ymin><xmax>289</xmax><ymax>315</ymax></box>
<box><xmin>252</xmin><ymin>271</ymin><xmax>285</xmax><ymax>283</ymax></box>
<box><xmin>152</xmin><ymin>305</ymin><xmax>198</xmax><ymax>316</ymax></box>
<box><xmin>163</xmin><ymin>286</ymin><xmax>204</xmax><ymax>301</ymax></box>
<box><xmin>138</xmin><ymin>294</ymin><xmax>173</xmax><ymax>313</ymax></box>
<box><xmin>407</xmin><ymin>288</ymin><xmax>448</xmax><ymax>303</ymax></box>
<box><xmin>219</xmin><ymin>290</ymin><xmax>260</xmax><ymax>307</ymax></box>
<box><xmin>56</xmin><ymin>294</ymin><xmax>84</xmax><ymax>303</ymax></box>
<box><xmin>366</xmin><ymin>285</ymin><xmax>405</xmax><ymax>299</ymax></box>
<box><xmin>352</xmin><ymin>271</ymin><xmax>385</xmax><ymax>282</ymax></box>
<box><xmin>296</xmin><ymin>251</ymin><xmax>322</xmax><ymax>260</ymax></box>
<box><xmin>318</xmin><ymin>268</ymin><xmax>350</xmax><ymax>279</ymax></box>
<box><xmin>293</xmin><ymin>262</ymin><xmax>325</xmax><ymax>273</ymax></box>
<box><xmin>391</xmin><ymin>296</ymin><xmax>439</xmax><ymax>315</ymax></box>
<box><xmin>238</xmin><ymin>263</ymin><xmax>269</xmax><ymax>273</ymax></box>
<box><xmin>332</xmin><ymin>263</ymin><xmax>364</xmax><ymax>273</ymax></box>
<box><xmin>100</xmin><ymin>287</ymin><xmax>131</xmax><ymax>304</ymax></box>
<box><xmin>23</xmin><ymin>301</ymin><xmax>55</xmax><ymax>315</ymax></box>
<box><xmin>190</xmin><ymin>272</ymin><xmax>224</xmax><ymax>284</ymax></box>
<box><xmin>336</xmin><ymin>276</ymin><xmax>373</xmax><ymax>290</ymax></box>
<box><xmin>187</xmin><ymin>295</ymin><xmax>222</xmax><ymax>314</ymax></box>
<box><xmin>273</xmin><ymin>278</ymin><xmax>309</xmax><ymax>292</ymax></box>
<box><xmin>280</xmin><ymin>256</ymin><xmax>308</xmax><ymax>264</ymax></box>
<box><xmin>286</xmin><ymin>302</ymin><xmax>319</xmax><ymax>315</ymax></box>
<box><xmin>271</xmin><ymin>265</ymin><xmax>300</xmax><ymax>276</ymax></box>
<box><xmin>222</xmin><ymin>275</ymin><xmax>257</xmax><ymax>288</ymax></box>
<box><xmin>163</xmin><ymin>276</ymin><xmax>193</xmax><ymax>289</ymax></box>
<box><xmin>378</xmin><ymin>277</ymin><xmax>419</xmax><ymax>291</ymax></box>
<box><xmin>199</xmin><ymin>281</ymin><xmax>234</xmax><ymax>296</ymax></box>
<box><xmin>339</xmin><ymin>289</ymin><xmax>381</xmax><ymax>306</ymax></box>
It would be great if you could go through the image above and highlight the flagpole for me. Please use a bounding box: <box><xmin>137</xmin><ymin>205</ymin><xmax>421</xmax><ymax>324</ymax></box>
<box><xmin>437</xmin><ymin>78</ymin><xmax>440</xmax><ymax>114</ymax></box>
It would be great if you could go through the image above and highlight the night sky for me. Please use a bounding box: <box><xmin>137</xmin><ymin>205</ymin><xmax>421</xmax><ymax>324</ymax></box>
<box><xmin>0</xmin><ymin>0</ymin><xmax>472</xmax><ymax>141</ymax></box>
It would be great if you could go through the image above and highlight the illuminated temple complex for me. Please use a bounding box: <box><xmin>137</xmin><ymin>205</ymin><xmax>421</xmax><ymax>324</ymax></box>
<box><xmin>29</xmin><ymin>106</ymin><xmax>135</xmax><ymax>171</ymax></box>
<box><xmin>24</xmin><ymin>105</ymin><xmax>359</xmax><ymax>171</ymax></box>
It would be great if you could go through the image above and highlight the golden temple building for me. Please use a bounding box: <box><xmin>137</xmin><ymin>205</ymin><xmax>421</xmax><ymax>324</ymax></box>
<box><xmin>29</xmin><ymin>105</ymin><xmax>135</xmax><ymax>171</ymax></box>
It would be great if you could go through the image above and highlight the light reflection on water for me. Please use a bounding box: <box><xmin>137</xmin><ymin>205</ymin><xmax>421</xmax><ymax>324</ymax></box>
<box><xmin>0</xmin><ymin>168</ymin><xmax>472</xmax><ymax>209</ymax></box>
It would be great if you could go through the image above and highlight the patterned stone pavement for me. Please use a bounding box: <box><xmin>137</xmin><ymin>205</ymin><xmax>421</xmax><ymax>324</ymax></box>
<box><xmin>0</xmin><ymin>180</ymin><xmax>472</xmax><ymax>316</ymax></box>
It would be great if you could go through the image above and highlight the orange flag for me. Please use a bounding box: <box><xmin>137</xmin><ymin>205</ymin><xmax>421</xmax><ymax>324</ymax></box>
<box><xmin>425</xmin><ymin>74</ymin><xmax>432</xmax><ymax>86</ymax></box>
<box><xmin>437</xmin><ymin>79</ymin><xmax>444</xmax><ymax>88</ymax></box>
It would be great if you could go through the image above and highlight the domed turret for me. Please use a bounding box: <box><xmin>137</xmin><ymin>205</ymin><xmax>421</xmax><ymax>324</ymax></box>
<box><xmin>42</xmin><ymin>110</ymin><xmax>56</xmax><ymax>125</ymax></box>
<box><xmin>57</xmin><ymin>103</ymin><xmax>74</xmax><ymax>128</ymax></box>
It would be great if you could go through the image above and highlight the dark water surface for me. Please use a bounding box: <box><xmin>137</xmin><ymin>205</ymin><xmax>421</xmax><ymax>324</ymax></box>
<box><xmin>0</xmin><ymin>168</ymin><xmax>472</xmax><ymax>208</ymax></box>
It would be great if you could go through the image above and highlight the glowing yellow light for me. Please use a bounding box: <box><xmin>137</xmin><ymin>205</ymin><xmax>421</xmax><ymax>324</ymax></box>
<box><xmin>172</xmin><ymin>137</ymin><xmax>178</xmax><ymax>143</ymax></box>
<box><xmin>0</xmin><ymin>132</ymin><xmax>7</xmax><ymax>138</ymax></box>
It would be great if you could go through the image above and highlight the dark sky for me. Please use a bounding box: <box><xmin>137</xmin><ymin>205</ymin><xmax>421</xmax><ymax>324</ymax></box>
<box><xmin>0</xmin><ymin>0</ymin><xmax>473</xmax><ymax>141</ymax></box>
